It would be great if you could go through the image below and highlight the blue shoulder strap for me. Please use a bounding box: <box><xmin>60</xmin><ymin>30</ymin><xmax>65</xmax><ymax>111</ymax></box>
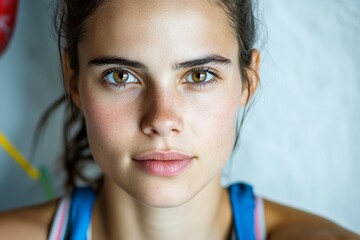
<box><xmin>67</xmin><ymin>187</ymin><xmax>96</xmax><ymax>240</ymax></box>
<box><xmin>229</xmin><ymin>183</ymin><xmax>256</xmax><ymax>240</ymax></box>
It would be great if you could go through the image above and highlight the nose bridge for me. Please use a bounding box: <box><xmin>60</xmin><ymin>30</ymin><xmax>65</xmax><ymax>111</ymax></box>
<box><xmin>141</xmin><ymin>84</ymin><xmax>183</xmax><ymax>136</ymax></box>
<box><xmin>149</xmin><ymin>88</ymin><xmax>173</xmax><ymax>120</ymax></box>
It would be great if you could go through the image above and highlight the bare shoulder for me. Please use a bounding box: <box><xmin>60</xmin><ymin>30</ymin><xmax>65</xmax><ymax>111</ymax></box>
<box><xmin>0</xmin><ymin>199</ymin><xmax>58</xmax><ymax>240</ymax></box>
<box><xmin>263</xmin><ymin>198</ymin><xmax>360</xmax><ymax>240</ymax></box>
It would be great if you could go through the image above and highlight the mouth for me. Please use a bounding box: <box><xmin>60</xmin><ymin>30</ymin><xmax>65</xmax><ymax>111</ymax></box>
<box><xmin>132</xmin><ymin>150</ymin><xmax>194</xmax><ymax>177</ymax></box>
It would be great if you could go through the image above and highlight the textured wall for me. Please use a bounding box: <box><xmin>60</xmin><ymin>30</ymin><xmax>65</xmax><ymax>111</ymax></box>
<box><xmin>0</xmin><ymin>0</ymin><xmax>359</xmax><ymax>233</ymax></box>
<box><xmin>231</xmin><ymin>0</ymin><xmax>360</xmax><ymax>233</ymax></box>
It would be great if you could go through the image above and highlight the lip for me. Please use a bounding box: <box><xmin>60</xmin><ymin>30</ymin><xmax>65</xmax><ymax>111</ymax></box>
<box><xmin>132</xmin><ymin>151</ymin><xmax>194</xmax><ymax>177</ymax></box>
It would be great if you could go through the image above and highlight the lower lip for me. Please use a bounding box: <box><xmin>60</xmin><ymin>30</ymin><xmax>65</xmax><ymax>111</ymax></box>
<box><xmin>134</xmin><ymin>159</ymin><xmax>192</xmax><ymax>177</ymax></box>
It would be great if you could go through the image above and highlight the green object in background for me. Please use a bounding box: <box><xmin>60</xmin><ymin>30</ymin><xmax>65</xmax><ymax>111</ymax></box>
<box><xmin>39</xmin><ymin>167</ymin><xmax>55</xmax><ymax>200</ymax></box>
<box><xmin>0</xmin><ymin>131</ymin><xmax>55</xmax><ymax>200</ymax></box>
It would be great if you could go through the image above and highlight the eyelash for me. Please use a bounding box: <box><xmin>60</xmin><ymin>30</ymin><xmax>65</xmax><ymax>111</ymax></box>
<box><xmin>100</xmin><ymin>67</ymin><xmax>221</xmax><ymax>89</ymax></box>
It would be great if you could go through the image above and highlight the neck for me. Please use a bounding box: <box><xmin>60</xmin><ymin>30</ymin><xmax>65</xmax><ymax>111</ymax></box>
<box><xmin>92</xmin><ymin>176</ymin><xmax>232</xmax><ymax>240</ymax></box>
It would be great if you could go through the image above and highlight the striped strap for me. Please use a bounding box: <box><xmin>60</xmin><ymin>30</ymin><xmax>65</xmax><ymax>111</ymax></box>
<box><xmin>48</xmin><ymin>196</ymin><xmax>71</xmax><ymax>240</ymax></box>
<box><xmin>254</xmin><ymin>197</ymin><xmax>266</xmax><ymax>240</ymax></box>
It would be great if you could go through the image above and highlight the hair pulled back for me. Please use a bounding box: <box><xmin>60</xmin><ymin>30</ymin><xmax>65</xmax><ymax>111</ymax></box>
<box><xmin>48</xmin><ymin>0</ymin><xmax>259</xmax><ymax>189</ymax></box>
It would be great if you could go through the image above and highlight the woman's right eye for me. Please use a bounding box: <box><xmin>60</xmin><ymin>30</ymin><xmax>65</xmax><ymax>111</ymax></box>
<box><xmin>103</xmin><ymin>69</ymin><xmax>138</xmax><ymax>85</ymax></box>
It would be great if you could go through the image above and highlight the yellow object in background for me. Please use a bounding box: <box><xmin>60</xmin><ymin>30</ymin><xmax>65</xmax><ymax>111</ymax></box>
<box><xmin>0</xmin><ymin>131</ymin><xmax>40</xmax><ymax>180</ymax></box>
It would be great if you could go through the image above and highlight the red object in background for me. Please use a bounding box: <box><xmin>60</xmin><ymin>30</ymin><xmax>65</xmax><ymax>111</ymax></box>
<box><xmin>0</xmin><ymin>0</ymin><xmax>18</xmax><ymax>55</ymax></box>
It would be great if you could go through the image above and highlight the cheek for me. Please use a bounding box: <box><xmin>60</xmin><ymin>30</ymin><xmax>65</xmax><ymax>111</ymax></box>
<box><xmin>85</xmin><ymin>103</ymin><xmax>121</xmax><ymax>147</ymax></box>
<box><xmin>188</xmin><ymin>86</ymin><xmax>240</xmax><ymax>166</ymax></box>
<box><xmin>78</xmin><ymin>83</ymin><xmax>140</xmax><ymax>164</ymax></box>
<box><xmin>205</xmin><ymin>104</ymin><xmax>238</xmax><ymax>155</ymax></box>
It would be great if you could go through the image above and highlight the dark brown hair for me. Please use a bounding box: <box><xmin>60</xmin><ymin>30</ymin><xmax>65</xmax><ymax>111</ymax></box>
<box><xmin>40</xmin><ymin>0</ymin><xmax>259</xmax><ymax>190</ymax></box>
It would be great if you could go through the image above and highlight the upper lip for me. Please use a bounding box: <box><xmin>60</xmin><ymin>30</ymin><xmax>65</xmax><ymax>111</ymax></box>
<box><xmin>132</xmin><ymin>150</ymin><xmax>194</xmax><ymax>161</ymax></box>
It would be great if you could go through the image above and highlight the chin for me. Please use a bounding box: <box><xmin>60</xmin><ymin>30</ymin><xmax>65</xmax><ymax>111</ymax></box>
<box><xmin>140</xmin><ymin>194</ymin><xmax>193</xmax><ymax>209</ymax></box>
<box><xmin>124</xmin><ymin>180</ymin><xmax>200</xmax><ymax>209</ymax></box>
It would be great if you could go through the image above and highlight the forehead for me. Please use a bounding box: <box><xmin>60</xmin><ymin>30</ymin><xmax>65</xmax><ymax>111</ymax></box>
<box><xmin>79</xmin><ymin>0</ymin><xmax>238</xmax><ymax>65</ymax></box>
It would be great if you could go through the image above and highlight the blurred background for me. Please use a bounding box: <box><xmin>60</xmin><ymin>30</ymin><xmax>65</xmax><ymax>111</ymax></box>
<box><xmin>0</xmin><ymin>0</ymin><xmax>359</xmax><ymax>234</ymax></box>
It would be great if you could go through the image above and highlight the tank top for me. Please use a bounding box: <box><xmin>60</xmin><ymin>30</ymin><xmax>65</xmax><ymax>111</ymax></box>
<box><xmin>48</xmin><ymin>183</ymin><xmax>266</xmax><ymax>240</ymax></box>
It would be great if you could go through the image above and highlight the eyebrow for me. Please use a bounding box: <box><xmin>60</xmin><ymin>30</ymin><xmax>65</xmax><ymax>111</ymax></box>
<box><xmin>88</xmin><ymin>54</ymin><xmax>232</xmax><ymax>70</ymax></box>
<box><xmin>173</xmin><ymin>55</ymin><xmax>232</xmax><ymax>70</ymax></box>
<box><xmin>89</xmin><ymin>56</ymin><xmax>148</xmax><ymax>70</ymax></box>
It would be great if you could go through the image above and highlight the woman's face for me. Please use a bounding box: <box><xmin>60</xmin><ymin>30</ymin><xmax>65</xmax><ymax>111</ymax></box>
<box><xmin>71</xmin><ymin>0</ymin><xmax>247</xmax><ymax>207</ymax></box>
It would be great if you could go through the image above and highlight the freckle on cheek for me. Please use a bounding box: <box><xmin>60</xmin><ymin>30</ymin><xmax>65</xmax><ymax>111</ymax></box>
<box><xmin>87</xmin><ymin>102</ymin><xmax>134</xmax><ymax>136</ymax></box>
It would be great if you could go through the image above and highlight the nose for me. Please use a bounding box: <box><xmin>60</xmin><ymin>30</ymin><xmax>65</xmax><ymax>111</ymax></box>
<box><xmin>141</xmin><ymin>88</ymin><xmax>183</xmax><ymax>137</ymax></box>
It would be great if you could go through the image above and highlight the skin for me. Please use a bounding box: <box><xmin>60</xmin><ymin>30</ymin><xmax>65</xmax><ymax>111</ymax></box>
<box><xmin>74</xmin><ymin>0</ymin><xmax>244</xmax><ymax>210</ymax></box>
<box><xmin>0</xmin><ymin>0</ymin><xmax>359</xmax><ymax>239</ymax></box>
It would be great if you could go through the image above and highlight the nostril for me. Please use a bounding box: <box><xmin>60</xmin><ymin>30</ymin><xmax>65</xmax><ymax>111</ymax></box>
<box><xmin>142</xmin><ymin>127</ymin><xmax>158</xmax><ymax>135</ymax></box>
<box><xmin>150</xmin><ymin>128</ymin><xmax>159</xmax><ymax>135</ymax></box>
<box><xmin>171</xmin><ymin>128</ymin><xmax>180</xmax><ymax>134</ymax></box>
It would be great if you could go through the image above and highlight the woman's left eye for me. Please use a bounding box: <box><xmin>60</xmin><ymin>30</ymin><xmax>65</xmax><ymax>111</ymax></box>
<box><xmin>103</xmin><ymin>69</ymin><xmax>138</xmax><ymax>85</ymax></box>
<box><xmin>185</xmin><ymin>69</ymin><xmax>215</xmax><ymax>83</ymax></box>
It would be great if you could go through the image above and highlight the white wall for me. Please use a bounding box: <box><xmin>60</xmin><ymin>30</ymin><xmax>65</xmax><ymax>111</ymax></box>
<box><xmin>0</xmin><ymin>0</ymin><xmax>359</xmax><ymax>234</ymax></box>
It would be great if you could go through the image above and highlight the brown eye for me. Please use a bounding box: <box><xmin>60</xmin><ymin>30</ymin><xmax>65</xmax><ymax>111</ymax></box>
<box><xmin>104</xmin><ymin>69</ymin><xmax>138</xmax><ymax>85</ymax></box>
<box><xmin>185</xmin><ymin>69</ymin><xmax>215</xmax><ymax>84</ymax></box>
<box><xmin>191</xmin><ymin>71</ymin><xmax>207</xmax><ymax>82</ymax></box>
<box><xmin>113</xmin><ymin>71</ymin><xmax>129</xmax><ymax>83</ymax></box>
